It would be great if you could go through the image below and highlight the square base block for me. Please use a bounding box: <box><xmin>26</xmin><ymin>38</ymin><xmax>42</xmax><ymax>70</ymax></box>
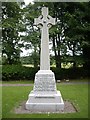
<box><xmin>26</xmin><ymin>90</ymin><xmax>64</xmax><ymax>112</ymax></box>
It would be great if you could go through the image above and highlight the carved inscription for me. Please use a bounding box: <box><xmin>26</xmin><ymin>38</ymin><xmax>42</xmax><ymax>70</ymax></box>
<box><xmin>33</xmin><ymin>74</ymin><xmax>56</xmax><ymax>91</ymax></box>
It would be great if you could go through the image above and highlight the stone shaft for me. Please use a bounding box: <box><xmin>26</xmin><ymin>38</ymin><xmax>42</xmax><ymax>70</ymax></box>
<box><xmin>34</xmin><ymin>7</ymin><xmax>55</xmax><ymax>70</ymax></box>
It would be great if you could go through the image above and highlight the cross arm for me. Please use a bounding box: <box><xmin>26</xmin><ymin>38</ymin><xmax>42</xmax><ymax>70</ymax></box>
<box><xmin>47</xmin><ymin>15</ymin><xmax>55</xmax><ymax>25</ymax></box>
<box><xmin>34</xmin><ymin>15</ymin><xmax>43</xmax><ymax>26</ymax></box>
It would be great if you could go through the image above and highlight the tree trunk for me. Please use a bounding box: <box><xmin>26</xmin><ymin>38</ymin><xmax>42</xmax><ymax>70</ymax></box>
<box><xmin>72</xmin><ymin>43</ymin><xmax>76</xmax><ymax>68</ymax></box>
<box><xmin>57</xmin><ymin>34</ymin><xmax>61</xmax><ymax>68</ymax></box>
<box><xmin>56</xmin><ymin>56</ymin><xmax>61</xmax><ymax>68</ymax></box>
<box><xmin>83</xmin><ymin>45</ymin><xmax>90</xmax><ymax>70</ymax></box>
<box><xmin>52</xmin><ymin>35</ymin><xmax>61</xmax><ymax>68</ymax></box>
<box><xmin>52</xmin><ymin>35</ymin><xmax>57</xmax><ymax>67</ymax></box>
<box><xmin>7</xmin><ymin>56</ymin><xmax>13</xmax><ymax>65</ymax></box>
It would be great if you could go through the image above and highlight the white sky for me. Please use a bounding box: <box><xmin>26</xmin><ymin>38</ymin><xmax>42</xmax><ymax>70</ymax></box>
<box><xmin>21</xmin><ymin>48</ymin><xmax>31</xmax><ymax>56</ymax></box>
<box><xmin>24</xmin><ymin>0</ymin><xmax>34</xmax><ymax>5</ymax></box>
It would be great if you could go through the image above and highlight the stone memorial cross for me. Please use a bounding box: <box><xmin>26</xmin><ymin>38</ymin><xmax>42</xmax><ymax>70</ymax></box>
<box><xmin>26</xmin><ymin>7</ymin><xmax>64</xmax><ymax>112</ymax></box>
<box><xmin>34</xmin><ymin>7</ymin><xmax>55</xmax><ymax>70</ymax></box>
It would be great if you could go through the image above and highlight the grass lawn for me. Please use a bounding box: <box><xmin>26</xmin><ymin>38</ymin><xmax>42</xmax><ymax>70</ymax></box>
<box><xmin>1</xmin><ymin>78</ymin><xmax>88</xmax><ymax>84</ymax></box>
<box><xmin>2</xmin><ymin>80</ymin><xmax>34</xmax><ymax>84</ymax></box>
<box><xmin>0</xmin><ymin>85</ymin><xmax>2</xmax><ymax>119</ymax></box>
<box><xmin>2</xmin><ymin>81</ymin><xmax>88</xmax><ymax>118</ymax></box>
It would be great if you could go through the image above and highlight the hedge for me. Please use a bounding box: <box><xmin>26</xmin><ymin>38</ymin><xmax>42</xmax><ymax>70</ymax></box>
<box><xmin>2</xmin><ymin>65</ymin><xmax>89</xmax><ymax>81</ymax></box>
<box><xmin>2</xmin><ymin>65</ymin><xmax>39</xmax><ymax>81</ymax></box>
<box><xmin>51</xmin><ymin>67</ymin><xmax>89</xmax><ymax>80</ymax></box>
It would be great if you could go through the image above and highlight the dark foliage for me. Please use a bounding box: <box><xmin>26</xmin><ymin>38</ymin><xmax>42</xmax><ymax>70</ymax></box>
<box><xmin>51</xmin><ymin>67</ymin><xmax>89</xmax><ymax>80</ymax></box>
<box><xmin>2</xmin><ymin>65</ymin><xmax>89</xmax><ymax>81</ymax></box>
<box><xmin>2</xmin><ymin>65</ymin><xmax>39</xmax><ymax>81</ymax></box>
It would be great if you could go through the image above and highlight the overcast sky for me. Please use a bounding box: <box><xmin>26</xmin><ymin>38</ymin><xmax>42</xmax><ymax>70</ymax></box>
<box><xmin>24</xmin><ymin>0</ymin><xmax>34</xmax><ymax>5</ymax></box>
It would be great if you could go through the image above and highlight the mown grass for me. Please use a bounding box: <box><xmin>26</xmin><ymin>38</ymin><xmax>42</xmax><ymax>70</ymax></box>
<box><xmin>2</xmin><ymin>82</ymin><xmax>88</xmax><ymax>118</ymax></box>
<box><xmin>2</xmin><ymin>80</ymin><xmax>34</xmax><ymax>84</ymax></box>
<box><xmin>0</xmin><ymin>85</ymin><xmax>2</xmax><ymax>119</ymax></box>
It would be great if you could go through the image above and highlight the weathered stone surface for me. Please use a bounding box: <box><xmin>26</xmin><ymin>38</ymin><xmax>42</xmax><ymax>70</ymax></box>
<box><xmin>34</xmin><ymin>7</ymin><xmax>55</xmax><ymax>70</ymax></box>
<box><xmin>26</xmin><ymin>7</ymin><xmax>64</xmax><ymax>112</ymax></box>
<box><xmin>26</xmin><ymin>91</ymin><xmax>64</xmax><ymax>112</ymax></box>
<box><xmin>15</xmin><ymin>100</ymin><xmax>76</xmax><ymax>114</ymax></box>
<box><xmin>33</xmin><ymin>70</ymin><xmax>56</xmax><ymax>92</ymax></box>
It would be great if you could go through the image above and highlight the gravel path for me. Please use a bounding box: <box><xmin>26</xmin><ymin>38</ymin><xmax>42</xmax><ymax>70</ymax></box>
<box><xmin>14</xmin><ymin>100</ymin><xmax>77</xmax><ymax>114</ymax></box>
<box><xmin>61</xmin><ymin>82</ymin><xmax>89</xmax><ymax>85</ymax></box>
<box><xmin>0</xmin><ymin>82</ymin><xmax>88</xmax><ymax>87</ymax></box>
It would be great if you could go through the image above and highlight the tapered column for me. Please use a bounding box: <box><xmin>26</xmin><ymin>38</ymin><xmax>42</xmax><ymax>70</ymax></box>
<box><xmin>40</xmin><ymin>23</ymin><xmax>50</xmax><ymax>70</ymax></box>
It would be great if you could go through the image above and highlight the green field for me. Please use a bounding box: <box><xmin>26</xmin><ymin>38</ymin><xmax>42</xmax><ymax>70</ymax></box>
<box><xmin>2</xmin><ymin>81</ymin><xmax>88</xmax><ymax>118</ymax></box>
<box><xmin>2</xmin><ymin>80</ymin><xmax>34</xmax><ymax>84</ymax></box>
<box><xmin>0</xmin><ymin>85</ymin><xmax>2</xmax><ymax>119</ymax></box>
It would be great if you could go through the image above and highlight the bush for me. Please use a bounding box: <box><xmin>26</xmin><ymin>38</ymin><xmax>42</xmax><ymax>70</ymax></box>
<box><xmin>2</xmin><ymin>65</ymin><xmax>89</xmax><ymax>81</ymax></box>
<box><xmin>51</xmin><ymin>67</ymin><xmax>89</xmax><ymax>80</ymax></box>
<box><xmin>2</xmin><ymin>65</ymin><xmax>39</xmax><ymax>81</ymax></box>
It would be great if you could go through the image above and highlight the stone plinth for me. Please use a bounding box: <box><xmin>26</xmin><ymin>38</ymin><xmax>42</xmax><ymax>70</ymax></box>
<box><xmin>33</xmin><ymin>70</ymin><xmax>56</xmax><ymax>92</ymax></box>
<box><xmin>26</xmin><ymin>70</ymin><xmax>64</xmax><ymax>112</ymax></box>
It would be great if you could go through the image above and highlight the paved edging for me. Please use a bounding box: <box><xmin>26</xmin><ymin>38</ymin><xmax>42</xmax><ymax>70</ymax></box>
<box><xmin>0</xmin><ymin>82</ymin><xmax>88</xmax><ymax>87</ymax></box>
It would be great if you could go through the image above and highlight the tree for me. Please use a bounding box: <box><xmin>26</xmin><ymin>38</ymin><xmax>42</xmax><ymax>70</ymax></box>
<box><xmin>23</xmin><ymin>2</ymin><xmax>90</xmax><ymax>69</ymax></box>
<box><xmin>31</xmin><ymin>2</ymin><xmax>80</xmax><ymax>68</ymax></box>
<box><xmin>64</xmin><ymin>2</ymin><xmax>90</xmax><ymax>68</ymax></box>
<box><xmin>81</xmin><ymin>2</ymin><xmax>90</xmax><ymax>70</ymax></box>
<box><xmin>22</xmin><ymin>3</ymin><xmax>41</xmax><ymax>67</ymax></box>
<box><xmin>27</xmin><ymin>2</ymin><xmax>67</xmax><ymax>68</ymax></box>
<box><xmin>2</xmin><ymin>2</ymin><xmax>24</xmax><ymax>64</ymax></box>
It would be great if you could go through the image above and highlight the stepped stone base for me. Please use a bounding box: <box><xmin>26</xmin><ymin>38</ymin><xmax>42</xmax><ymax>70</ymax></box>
<box><xmin>26</xmin><ymin>90</ymin><xmax>64</xmax><ymax>112</ymax></box>
<box><xmin>26</xmin><ymin>70</ymin><xmax>64</xmax><ymax>112</ymax></box>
